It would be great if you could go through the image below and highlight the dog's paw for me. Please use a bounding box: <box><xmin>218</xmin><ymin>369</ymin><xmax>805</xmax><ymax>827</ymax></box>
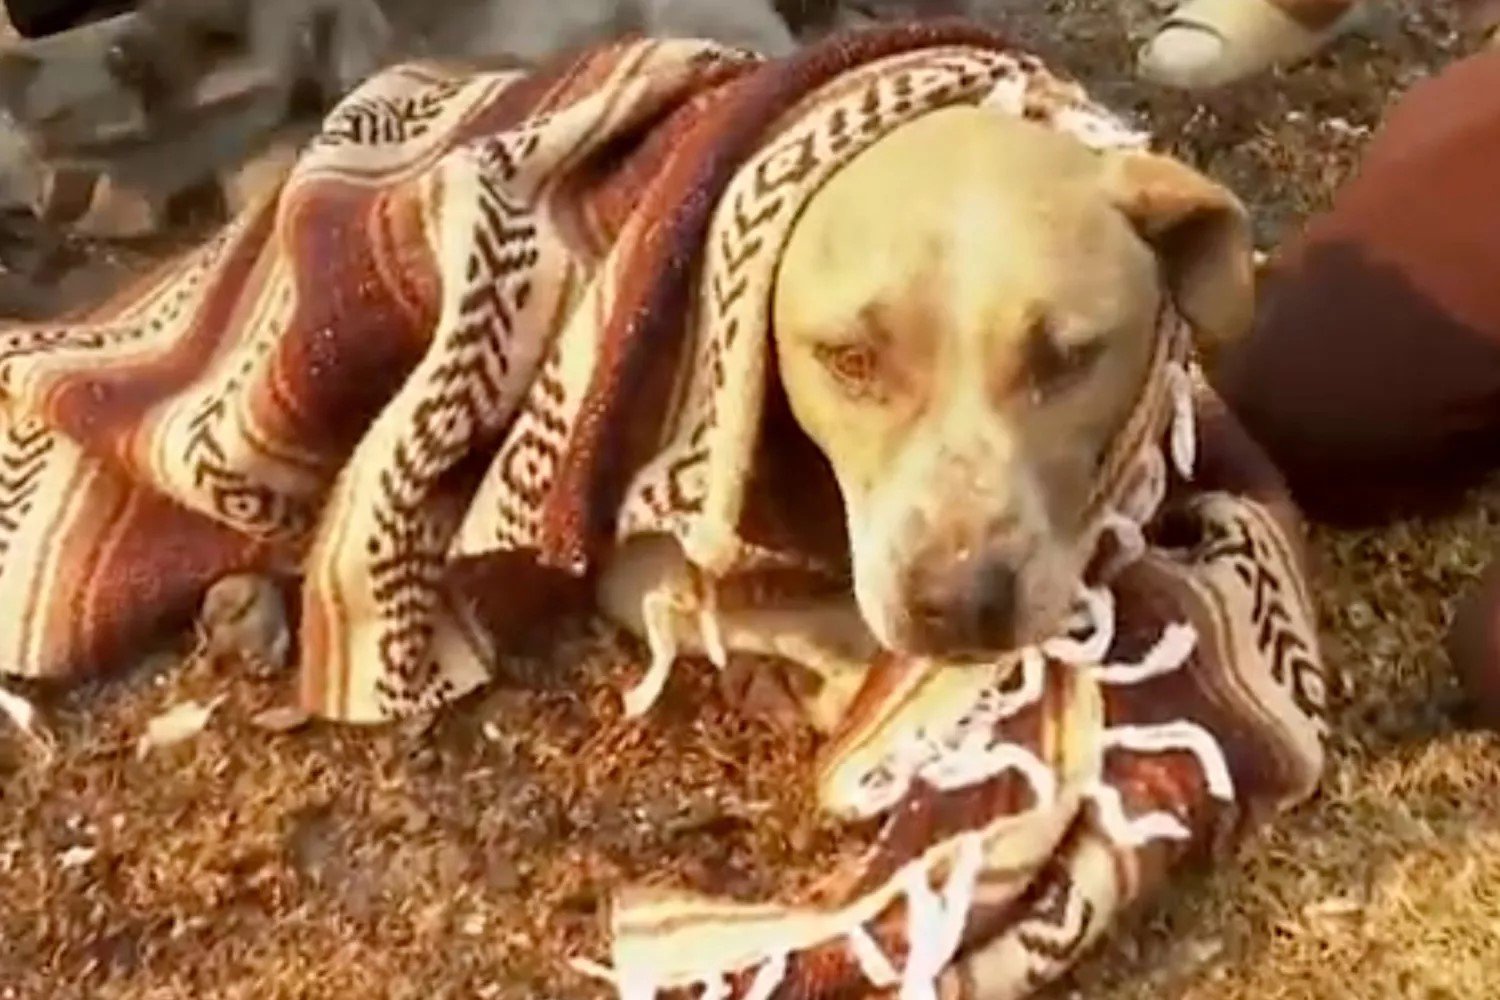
<box><xmin>620</xmin><ymin>576</ymin><xmax>729</xmax><ymax>718</ymax></box>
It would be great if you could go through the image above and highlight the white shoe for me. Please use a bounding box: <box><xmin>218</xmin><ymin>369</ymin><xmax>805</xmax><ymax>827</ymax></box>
<box><xmin>1138</xmin><ymin>0</ymin><xmax>1367</xmax><ymax>90</ymax></box>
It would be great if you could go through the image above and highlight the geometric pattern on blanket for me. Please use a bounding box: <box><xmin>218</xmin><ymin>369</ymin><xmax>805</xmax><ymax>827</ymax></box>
<box><xmin>0</xmin><ymin>22</ymin><xmax>1148</xmax><ymax>721</ymax></box>
<box><xmin>0</xmin><ymin>21</ymin><xmax>1327</xmax><ymax>1000</ymax></box>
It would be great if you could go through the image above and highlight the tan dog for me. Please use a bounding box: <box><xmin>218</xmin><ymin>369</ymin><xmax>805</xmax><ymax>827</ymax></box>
<box><xmin>600</xmin><ymin>106</ymin><xmax>1253</xmax><ymax>723</ymax></box>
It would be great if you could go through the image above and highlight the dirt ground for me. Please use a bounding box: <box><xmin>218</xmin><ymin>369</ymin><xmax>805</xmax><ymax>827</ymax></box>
<box><xmin>3</xmin><ymin>3</ymin><xmax>1499</xmax><ymax>999</ymax></box>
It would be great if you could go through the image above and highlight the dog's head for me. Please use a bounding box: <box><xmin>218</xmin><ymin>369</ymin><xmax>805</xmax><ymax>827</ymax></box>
<box><xmin>772</xmin><ymin>106</ymin><xmax>1252</xmax><ymax>657</ymax></box>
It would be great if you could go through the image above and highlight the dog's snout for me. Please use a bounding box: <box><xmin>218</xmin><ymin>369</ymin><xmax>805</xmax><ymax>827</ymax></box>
<box><xmin>903</xmin><ymin>551</ymin><xmax>1020</xmax><ymax>655</ymax></box>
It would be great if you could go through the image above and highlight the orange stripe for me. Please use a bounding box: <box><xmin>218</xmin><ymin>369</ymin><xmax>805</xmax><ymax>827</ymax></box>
<box><xmin>18</xmin><ymin>455</ymin><xmax>99</xmax><ymax>674</ymax></box>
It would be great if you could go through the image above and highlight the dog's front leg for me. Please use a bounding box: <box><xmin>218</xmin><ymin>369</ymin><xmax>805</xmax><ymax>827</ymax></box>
<box><xmin>626</xmin><ymin>580</ymin><xmax>693</xmax><ymax>718</ymax></box>
<box><xmin>598</xmin><ymin>534</ymin><xmax>875</xmax><ymax>730</ymax></box>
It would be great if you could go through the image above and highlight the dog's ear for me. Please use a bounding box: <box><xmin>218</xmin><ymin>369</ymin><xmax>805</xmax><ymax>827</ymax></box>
<box><xmin>1104</xmin><ymin>150</ymin><xmax>1254</xmax><ymax>363</ymax></box>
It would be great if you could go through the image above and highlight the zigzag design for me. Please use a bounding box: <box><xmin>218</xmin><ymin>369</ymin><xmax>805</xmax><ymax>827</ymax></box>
<box><xmin>364</xmin><ymin>141</ymin><xmax>552</xmax><ymax>714</ymax></box>
<box><xmin>317</xmin><ymin>79</ymin><xmax>465</xmax><ymax>148</ymax></box>
<box><xmin>1268</xmin><ymin>627</ymin><xmax>1304</xmax><ymax>681</ymax></box>
<box><xmin>1257</xmin><ymin>599</ymin><xmax>1292</xmax><ymax>651</ymax></box>
<box><xmin>429</xmin><ymin>350</ymin><xmax>508</xmax><ymax>410</ymax></box>
<box><xmin>368</xmin><ymin>550</ymin><xmax>443</xmax><ymax>605</ymax></box>
<box><xmin>1015</xmin><ymin>873</ymin><xmax>1094</xmax><ymax>967</ymax></box>
<box><xmin>717</xmin><ymin>228</ymin><xmax>765</xmax><ymax>284</ymax></box>
<box><xmin>0</xmin><ymin>423</ymin><xmax>52</xmax><ymax>470</ymax></box>
<box><xmin>456</xmin><ymin>281</ymin><xmax>517</xmax><ymax>332</ymax></box>
<box><xmin>1200</xmin><ymin>512</ymin><xmax>1326</xmax><ymax>729</ymax></box>
<box><xmin>478</xmin><ymin>131</ymin><xmax>542</xmax><ymax>184</ymax></box>
<box><xmin>0</xmin><ymin>476</ymin><xmax>41</xmax><ymax>514</ymax></box>
<box><xmin>475</xmin><ymin>186</ymin><xmax>536</xmax><ymax>245</ymax></box>
<box><xmin>699</xmin><ymin>79</ymin><xmax>883</xmax><ymax>332</ymax></box>
<box><xmin>169</xmin><ymin>264</ymin><xmax>305</xmax><ymax>535</ymax></box>
<box><xmin>1249</xmin><ymin>559</ymin><xmax>1280</xmax><ymax>622</ymax></box>
<box><xmin>0</xmin><ymin>419</ymin><xmax>52</xmax><ymax>560</ymax></box>
<box><xmin>709</xmin><ymin>271</ymin><xmax>749</xmax><ymax>318</ymax></box>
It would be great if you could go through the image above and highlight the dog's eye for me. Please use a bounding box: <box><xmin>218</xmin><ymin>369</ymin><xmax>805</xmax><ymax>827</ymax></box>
<box><xmin>1025</xmin><ymin>326</ymin><xmax>1105</xmax><ymax>403</ymax></box>
<box><xmin>814</xmin><ymin>340</ymin><xmax>882</xmax><ymax>395</ymax></box>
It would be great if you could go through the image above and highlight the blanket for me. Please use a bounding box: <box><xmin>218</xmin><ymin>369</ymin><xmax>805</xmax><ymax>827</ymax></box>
<box><xmin>0</xmin><ymin>22</ymin><xmax>1327</xmax><ymax>999</ymax></box>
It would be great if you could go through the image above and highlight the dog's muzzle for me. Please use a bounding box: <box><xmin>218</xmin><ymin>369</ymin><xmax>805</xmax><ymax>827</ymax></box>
<box><xmin>900</xmin><ymin>546</ymin><xmax>1024</xmax><ymax>656</ymax></box>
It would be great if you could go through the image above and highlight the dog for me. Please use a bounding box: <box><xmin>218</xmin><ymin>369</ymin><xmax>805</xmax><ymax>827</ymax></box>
<box><xmin>597</xmin><ymin>106</ymin><xmax>1253</xmax><ymax>725</ymax></box>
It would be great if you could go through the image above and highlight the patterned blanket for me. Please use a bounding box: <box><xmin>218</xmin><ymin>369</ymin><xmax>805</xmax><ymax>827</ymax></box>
<box><xmin>0</xmin><ymin>22</ymin><xmax>1326</xmax><ymax>999</ymax></box>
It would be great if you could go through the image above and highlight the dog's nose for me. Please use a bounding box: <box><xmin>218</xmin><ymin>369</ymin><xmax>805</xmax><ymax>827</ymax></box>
<box><xmin>972</xmin><ymin>559</ymin><xmax>1018</xmax><ymax>640</ymax></box>
<box><xmin>905</xmin><ymin>555</ymin><xmax>1020</xmax><ymax>654</ymax></box>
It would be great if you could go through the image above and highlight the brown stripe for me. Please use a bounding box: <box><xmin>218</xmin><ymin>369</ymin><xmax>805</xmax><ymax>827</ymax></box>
<box><xmin>318</xmin><ymin>474</ymin><xmax>364</xmax><ymax>720</ymax></box>
<box><xmin>251</xmin><ymin>188</ymin><xmax>436</xmax><ymax>478</ymax></box>
<box><xmin>15</xmin><ymin>458</ymin><xmax>95</xmax><ymax>677</ymax></box>
<box><xmin>18</xmin><ymin>458</ymin><xmax>104</xmax><ymax>677</ymax></box>
<box><xmin>68</xmin><ymin>478</ymin><xmax>149</xmax><ymax>667</ymax></box>
<box><xmin>366</xmin><ymin>187</ymin><xmax>443</xmax><ymax>336</ymax></box>
<box><xmin>265</xmin><ymin>184</ymin><xmax>434</xmax><ymax>462</ymax></box>
<box><xmin>447</xmin><ymin>37</ymin><xmax>632</xmax><ymax>151</ymax></box>
<box><xmin>61</xmin><ymin>468</ymin><xmax>137</xmax><ymax>669</ymax></box>
<box><xmin>298</xmin><ymin>574</ymin><xmax>335</xmax><ymax>718</ymax></box>
<box><xmin>18</xmin><ymin>457</ymin><xmax>94</xmax><ymax>674</ymax></box>
<box><xmin>69</xmin><ymin>477</ymin><xmax>263</xmax><ymax>674</ymax></box>
<box><xmin>43</xmin><ymin>197</ymin><xmax>279</xmax><ymax>456</ymax></box>
<box><xmin>817</xmin><ymin>653</ymin><xmax>936</xmax><ymax>785</ymax></box>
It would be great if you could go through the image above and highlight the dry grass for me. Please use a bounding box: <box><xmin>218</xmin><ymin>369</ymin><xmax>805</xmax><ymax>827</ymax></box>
<box><xmin>2</xmin><ymin>3</ymin><xmax>1498</xmax><ymax>998</ymax></box>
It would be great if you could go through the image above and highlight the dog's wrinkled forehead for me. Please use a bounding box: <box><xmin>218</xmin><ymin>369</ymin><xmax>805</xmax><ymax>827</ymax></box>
<box><xmin>774</xmin><ymin>107</ymin><xmax>1164</xmax><ymax>354</ymax></box>
<box><xmin>774</xmin><ymin>82</ymin><xmax>1252</xmax><ymax>368</ymax></box>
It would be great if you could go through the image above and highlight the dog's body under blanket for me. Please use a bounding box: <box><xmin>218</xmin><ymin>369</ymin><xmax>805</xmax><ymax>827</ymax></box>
<box><xmin>0</xmin><ymin>22</ymin><xmax>1326</xmax><ymax>999</ymax></box>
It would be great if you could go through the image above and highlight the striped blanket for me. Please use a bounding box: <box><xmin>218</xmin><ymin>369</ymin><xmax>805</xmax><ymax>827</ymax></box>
<box><xmin>0</xmin><ymin>22</ymin><xmax>1326</xmax><ymax>999</ymax></box>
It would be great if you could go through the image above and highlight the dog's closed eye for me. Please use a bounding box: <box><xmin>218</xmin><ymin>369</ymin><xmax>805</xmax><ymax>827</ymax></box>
<box><xmin>1023</xmin><ymin>321</ymin><xmax>1106</xmax><ymax>404</ymax></box>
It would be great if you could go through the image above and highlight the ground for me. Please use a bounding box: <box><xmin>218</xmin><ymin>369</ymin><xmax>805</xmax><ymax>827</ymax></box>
<box><xmin>1</xmin><ymin>3</ymin><xmax>1497</xmax><ymax>999</ymax></box>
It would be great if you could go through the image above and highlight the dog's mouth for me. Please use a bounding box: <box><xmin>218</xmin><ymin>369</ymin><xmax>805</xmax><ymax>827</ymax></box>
<box><xmin>909</xmin><ymin>531</ymin><xmax>1136</xmax><ymax>657</ymax></box>
<box><xmin>876</xmin><ymin>543</ymin><xmax>1088</xmax><ymax>661</ymax></box>
<box><xmin>881</xmin><ymin>470</ymin><xmax>1176</xmax><ymax>661</ymax></box>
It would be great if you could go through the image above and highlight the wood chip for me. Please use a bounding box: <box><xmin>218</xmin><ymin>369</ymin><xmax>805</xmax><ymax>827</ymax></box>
<box><xmin>251</xmin><ymin>705</ymin><xmax>312</xmax><ymax>733</ymax></box>
<box><xmin>1304</xmin><ymin>896</ymin><xmax>1365</xmax><ymax>919</ymax></box>
<box><xmin>1183</xmin><ymin>936</ymin><xmax>1225</xmax><ymax>968</ymax></box>
<box><xmin>138</xmin><ymin>697</ymin><xmax>223</xmax><ymax>757</ymax></box>
<box><xmin>0</xmin><ymin>684</ymin><xmax>55</xmax><ymax>761</ymax></box>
